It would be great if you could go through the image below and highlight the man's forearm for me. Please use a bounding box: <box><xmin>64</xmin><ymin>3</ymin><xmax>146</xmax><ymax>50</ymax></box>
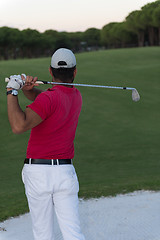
<box><xmin>7</xmin><ymin>94</ymin><xmax>26</xmax><ymax>134</ymax></box>
<box><xmin>22</xmin><ymin>87</ymin><xmax>43</xmax><ymax>101</ymax></box>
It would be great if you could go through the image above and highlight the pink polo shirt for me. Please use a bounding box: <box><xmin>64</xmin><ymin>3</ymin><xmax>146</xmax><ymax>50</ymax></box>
<box><xmin>26</xmin><ymin>85</ymin><xmax>82</xmax><ymax>159</ymax></box>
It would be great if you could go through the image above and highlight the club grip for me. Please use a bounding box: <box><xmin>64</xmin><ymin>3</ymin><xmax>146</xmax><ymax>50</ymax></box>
<box><xmin>35</xmin><ymin>81</ymin><xmax>45</xmax><ymax>84</ymax></box>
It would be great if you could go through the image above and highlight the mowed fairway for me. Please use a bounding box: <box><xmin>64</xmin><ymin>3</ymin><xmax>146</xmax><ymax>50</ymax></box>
<box><xmin>0</xmin><ymin>47</ymin><xmax>160</xmax><ymax>221</ymax></box>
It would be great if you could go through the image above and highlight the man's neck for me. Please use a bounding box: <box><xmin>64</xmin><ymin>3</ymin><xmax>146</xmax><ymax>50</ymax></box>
<box><xmin>53</xmin><ymin>79</ymin><xmax>73</xmax><ymax>88</ymax></box>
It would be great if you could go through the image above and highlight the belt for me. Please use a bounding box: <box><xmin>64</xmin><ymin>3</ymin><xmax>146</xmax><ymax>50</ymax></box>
<box><xmin>24</xmin><ymin>158</ymin><xmax>72</xmax><ymax>165</ymax></box>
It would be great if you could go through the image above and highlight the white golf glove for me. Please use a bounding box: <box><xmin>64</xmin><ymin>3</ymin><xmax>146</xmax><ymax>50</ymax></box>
<box><xmin>6</xmin><ymin>74</ymin><xmax>26</xmax><ymax>90</ymax></box>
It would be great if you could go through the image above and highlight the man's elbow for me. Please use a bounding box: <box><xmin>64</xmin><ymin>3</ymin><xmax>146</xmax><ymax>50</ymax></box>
<box><xmin>11</xmin><ymin>125</ymin><xmax>26</xmax><ymax>134</ymax></box>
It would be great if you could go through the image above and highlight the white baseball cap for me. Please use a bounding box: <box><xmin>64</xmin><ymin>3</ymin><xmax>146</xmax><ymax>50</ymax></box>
<box><xmin>51</xmin><ymin>48</ymin><xmax>76</xmax><ymax>69</ymax></box>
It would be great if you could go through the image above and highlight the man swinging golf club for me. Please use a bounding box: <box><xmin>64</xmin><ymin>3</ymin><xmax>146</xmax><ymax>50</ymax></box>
<box><xmin>6</xmin><ymin>48</ymin><xmax>85</xmax><ymax>240</ymax></box>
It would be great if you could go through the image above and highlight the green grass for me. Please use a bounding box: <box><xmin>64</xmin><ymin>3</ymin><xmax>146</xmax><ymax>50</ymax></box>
<box><xmin>0</xmin><ymin>47</ymin><xmax>160</xmax><ymax>221</ymax></box>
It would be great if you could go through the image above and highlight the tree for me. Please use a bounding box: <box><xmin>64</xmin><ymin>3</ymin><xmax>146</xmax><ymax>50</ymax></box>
<box><xmin>44</xmin><ymin>30</ymin><xmax>72</xmax><ymax>50</ymax></box>
<box><xmin>152</xmin><ymin>3</ymin><xmax>160</xmax><ymax>45</ymax></box>
<box><xmin>101</xmin><ymin>22</ymin><xmax>118</xmax><ymax>48</ymax></box>
<box><xmin>42</xmin><ymin>30</ymin><xmax>59</xmax><ymax>55</ymax></box>
<box><xmin>21</xmin><ymin>29</ymin><xmax>43</xmax><ymax>58</ymax></box>
<box><xmin>141</xmin><ymin>1</ymin><xmax>160</xmax><ymax>46</ymax></box>
<box><xmin>54</xmin><ymin>32</ymin><xmax>72</xmax><ymax>50</ymax></box>
<box><xmin>101</xmin><ymin>22</ymin><xmax>137</xmax><ymax>49</ymax></box>
<box><xmin>82</xmin><ymin>28</ymin><xmax>101</xmax><ymax>50</ymax></box>
<box><xmin>67</xmin><ymin>32</ymin><xmax>83</xmax><ymax>52</ymax></box>
<box><xmin>0</xmin><ymin>27</ymin><xmax>22</xmax><ymax>60</ymax></box>
<box><xmin>125</xmin><ymin>10</ymin><xmax>146</xmax><ymax>47</ymax></box>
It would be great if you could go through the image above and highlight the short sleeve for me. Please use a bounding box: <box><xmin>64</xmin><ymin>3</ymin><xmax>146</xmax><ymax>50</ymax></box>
<box><xmin>27</xmin><ymin>92</ymin><xmax>53</xmax><ymax>120</ymax></box>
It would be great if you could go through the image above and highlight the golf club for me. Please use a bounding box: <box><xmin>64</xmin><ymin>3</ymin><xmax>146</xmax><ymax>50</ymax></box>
<box><xmin>5</xmin><ymin>77</ymin><xmax>140</xmax><ymax>102</ymax></box>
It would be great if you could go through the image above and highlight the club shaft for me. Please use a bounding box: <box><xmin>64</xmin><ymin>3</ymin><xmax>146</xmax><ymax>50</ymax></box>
<box><xmin>36</xmin><ymin>80</ymin><xmax>135</xmax><ymax>91</ymax></box>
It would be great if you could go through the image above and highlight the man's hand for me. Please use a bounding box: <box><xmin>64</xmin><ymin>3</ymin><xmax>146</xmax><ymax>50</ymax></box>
<box><xmin>22</xmin><ymin>75</ymin><xmax>39</xmax><ymax>91</ymax></box>
<box><xmin>6</xmin><ymin>75</ymin><xmax>25</xmax><ymax>90</ymax></box>
<box><xmin>22</xmin><ymin>75</ymin><xmax>43</xmax><ymax>101</ymax></box>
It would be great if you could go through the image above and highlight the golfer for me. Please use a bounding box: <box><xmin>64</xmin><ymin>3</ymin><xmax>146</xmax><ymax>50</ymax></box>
<box><xmin>6</xmin><ymin>48</ymin><xmax>85</xmax><ymax>240</ymax></box>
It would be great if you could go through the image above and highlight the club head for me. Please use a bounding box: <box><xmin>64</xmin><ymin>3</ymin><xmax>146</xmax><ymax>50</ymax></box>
<box><xmin>132</xmin><ymin>89</ymin><xmax>140</xmax><ymax>102</ymax></box>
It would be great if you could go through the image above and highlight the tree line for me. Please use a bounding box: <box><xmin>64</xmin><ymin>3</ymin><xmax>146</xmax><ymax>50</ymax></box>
<box><xmin>0</xmin><ymin>0</ymin><xmax>160</xmax><ymax>60</ymax></box>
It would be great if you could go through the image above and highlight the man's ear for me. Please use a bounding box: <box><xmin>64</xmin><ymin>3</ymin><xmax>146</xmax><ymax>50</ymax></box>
<box><xmin>73</xmin><ymin>68</ymin><xmax>77</xmax><ymax>78</ymax></box>
<box><xmin>49</xmin><ymin>67</ymin><xmax>53</xmax><ymax>77</ymax></box>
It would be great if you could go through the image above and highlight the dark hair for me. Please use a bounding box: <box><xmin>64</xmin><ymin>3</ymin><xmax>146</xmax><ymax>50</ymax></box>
<box><xmin>50</xmin><ymin>66</ymin><xmax>76</xmax><ymax>83</ymax></box>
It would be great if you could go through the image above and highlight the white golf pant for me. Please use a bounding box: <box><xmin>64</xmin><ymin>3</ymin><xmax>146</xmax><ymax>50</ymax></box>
<box><xmin>22</xmin><ymin>164</ymin><xmax>85</xmax><ymax>240</ymax></box>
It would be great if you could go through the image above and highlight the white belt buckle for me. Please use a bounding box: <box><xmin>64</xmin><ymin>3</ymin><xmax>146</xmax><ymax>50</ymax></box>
<box><xmin>56</xmin><ymin>159</ymin><xmax>59</xmax><ymax>165</ymax></box>
<box><xmin>29</xmin><ymin>158</ymin><xmax>32</xmax><ymax>164</ymax></box>
<box><xmin>51</xmin><ymin>159</ymin><xmax>54</xmax><ymax>165</ymax></box>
